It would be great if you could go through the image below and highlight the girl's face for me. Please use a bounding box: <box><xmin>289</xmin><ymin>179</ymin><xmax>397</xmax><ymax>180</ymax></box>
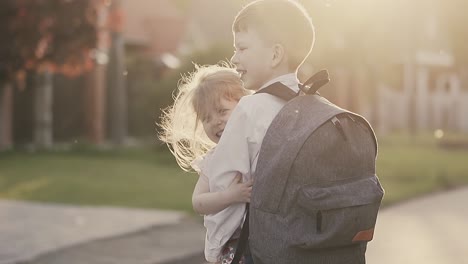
<box><xmin>201</xmin><ymin>97</ymin><xmax>239</xmax><ymax>143</ymax></box>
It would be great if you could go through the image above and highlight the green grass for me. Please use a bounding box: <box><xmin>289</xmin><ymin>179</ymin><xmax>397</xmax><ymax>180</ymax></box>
<box><xmin>0</xmin><ymin>146</ymin><xmax>197</xmax><ymax>212</ymax></box>
<box><xmin>377</xmin><ymin>133</ymin><xmax>468</xmax><ymax>206</ymax></box>
<box><xmin>0</xmin><ymin>133</ymin><xmax>467</xmax><ymax>212</ymax></box>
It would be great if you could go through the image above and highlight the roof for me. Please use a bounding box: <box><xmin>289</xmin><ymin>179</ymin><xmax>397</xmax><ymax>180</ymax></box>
<box><xmin>121</xmin><ymin>0</ymin><xmax>187</xmax><ymax>55</ymax></box>
<box><xmin>180</xmin><ymin>0</ymin><xmax>242</xmax><ymax>52</ymax></box>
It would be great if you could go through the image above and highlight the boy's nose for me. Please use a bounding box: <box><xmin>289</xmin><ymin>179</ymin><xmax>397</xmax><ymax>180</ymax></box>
<box><xmin>215</xmin><ymin>117</ymin><xmax>225</xmax><ymax>127</ymax></box>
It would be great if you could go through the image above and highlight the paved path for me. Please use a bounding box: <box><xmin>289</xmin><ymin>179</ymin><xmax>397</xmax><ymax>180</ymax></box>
<box><xmin>24</xmin><ymin>218</ymin><xmax>206</xmax><ymax>264</ymax></box>
<box><xmin>1</xmin><ymin>187</ymin><xmax>468</xmax><ymax>264</ymax></box>
<box><xmin>0</xmin><ymin>200</ymin><xmax>186</xmax><ymax>264</ymax></box>
<box><xmin>367</xmin><ymin>187</ymin><xmax>468</xmax><ymax>264</ymax></box>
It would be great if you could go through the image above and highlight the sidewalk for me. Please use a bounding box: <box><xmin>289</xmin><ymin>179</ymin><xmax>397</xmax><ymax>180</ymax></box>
<box><xmin>22</xmin><ymin>218</ymin><xmax>207</xmax><ymax>264</ymax></box>
<box><xmin>366</xmin><ymin>186</ymin><xmax>468</xmax><ymax>264</ymax></box>
<box><xmin>0</xmin><ymin>200</ymin><xmax>201</xmax><ymax>264</ymax></box>
<box><xmin>1</xmin><ymin>187</ymin><xmax>468</xmax><ymax>264</ymax></box>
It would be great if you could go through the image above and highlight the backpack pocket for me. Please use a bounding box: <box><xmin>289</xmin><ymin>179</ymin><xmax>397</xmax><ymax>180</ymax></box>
<box><xmin>293</xmin><ymin>175</ymin><xmax>384</xmax><ymax>249</ymax></box>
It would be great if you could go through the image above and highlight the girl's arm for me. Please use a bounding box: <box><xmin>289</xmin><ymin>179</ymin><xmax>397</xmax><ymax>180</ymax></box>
<box><xmin>192</xmin><ymin>173</ymin><xmax>252</xmax><ymax>215</ymax></box>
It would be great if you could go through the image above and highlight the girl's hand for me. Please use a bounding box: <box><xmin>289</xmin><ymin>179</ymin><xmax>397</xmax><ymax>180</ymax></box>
<box><xmin>224</xmin><ymin>173</ymin><xmax>253</xmax><ymax>204</ymax></box>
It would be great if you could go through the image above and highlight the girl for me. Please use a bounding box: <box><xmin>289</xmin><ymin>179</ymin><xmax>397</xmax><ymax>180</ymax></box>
<box><xmin>159</xmin><ymin>64</ymin><xmax>253</xmax><ymax>264</ymax></box>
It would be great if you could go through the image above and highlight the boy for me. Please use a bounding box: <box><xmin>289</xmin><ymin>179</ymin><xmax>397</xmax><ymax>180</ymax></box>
<box><xmin>206</xmin><ymin>3</ymin><xmax>313</xmax><ymax>192</ymax></box>
<box><xmin>201</xmin><ymin>0</ymin><xmax>314</xmax><ymax>262</ymax></box>
<box><xmin>203</xmin><ymin>0</ymin><xmax>368</xmax><ymax>263</ymax></box>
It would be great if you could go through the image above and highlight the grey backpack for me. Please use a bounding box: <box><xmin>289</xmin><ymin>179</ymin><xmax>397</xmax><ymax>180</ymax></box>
<box><xmin>246</xmin><ymin>72</ymin><xmax>384</xmax><ymax>264</ymax></box>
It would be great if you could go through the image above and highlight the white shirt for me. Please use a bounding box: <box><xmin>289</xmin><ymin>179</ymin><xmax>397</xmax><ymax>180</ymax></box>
<box><xmin>200</xmin><ymin>73</ymin><xmax>299</xmax><ymax>262</ymax></box>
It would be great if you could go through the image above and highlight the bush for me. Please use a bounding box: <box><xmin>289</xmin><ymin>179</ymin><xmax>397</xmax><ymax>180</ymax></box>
<box><xmin>126</xmin><ymin>43</ymin><xmax>234</xmax><ymax>138</ymax></box>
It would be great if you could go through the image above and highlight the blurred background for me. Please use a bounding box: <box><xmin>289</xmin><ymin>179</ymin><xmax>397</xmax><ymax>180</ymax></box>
<box><xmin>0</xmin><ymin>0</ymin><xmax>467</xmax><ymax>212</ymax></box>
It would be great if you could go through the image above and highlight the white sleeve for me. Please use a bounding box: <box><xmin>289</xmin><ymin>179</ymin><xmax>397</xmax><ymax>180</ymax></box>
<box><xmin>203</xmin><ymin>101</ymin><xmax>255</xmax><ymax>192</ymax></box>
<box><xmin>199</xmin><ymin>100</ymin><xmax>257</xmax><ymax>261</ymax></box>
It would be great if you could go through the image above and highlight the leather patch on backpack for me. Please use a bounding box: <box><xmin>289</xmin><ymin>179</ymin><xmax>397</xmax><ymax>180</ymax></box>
<box><xmin>352</xmin><ymin>228</ymin><xmax>375</xmax><ymax>242</ymax></box>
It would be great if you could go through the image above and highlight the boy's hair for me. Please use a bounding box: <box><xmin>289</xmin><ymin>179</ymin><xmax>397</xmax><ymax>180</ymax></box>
<box><xmin>158</xmin><ymin>64</ymin><xmax>250</xmax><ymax>171</ymax></box>
<box><xmin>232</xmin><ymin>0</ymin><xmax>315</xmax><ymax>71</ymax></box>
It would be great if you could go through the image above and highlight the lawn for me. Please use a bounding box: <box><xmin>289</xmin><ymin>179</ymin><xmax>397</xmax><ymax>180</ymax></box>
<box><xmin>376</xmin><ymin>133</ymin><xmax>468</xmax><ymax>206</ymax></box>
<box><xmin>0</xmin><ymin>133</ymin><xmax>467</xmax><ymax>212</ymax></box>
<box><xmin>0</xmin><ymin>145</ymin><xmax>197</xmax><ymax>211</ymax></box>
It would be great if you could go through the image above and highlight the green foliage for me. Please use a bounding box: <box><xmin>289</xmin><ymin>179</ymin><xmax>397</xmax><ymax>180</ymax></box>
<box><xmin>126</xmin><ymin>43</ymin><xmax>234</xmax><ymax>137</ymax></box>
<box><xmin>172</xmin><ymin>0</ymin><xmax>192</xmax><ymax>13</ymax></box>
<box><xmin>0</xmin><ymin>0</ymin><xmax>99</xmax><ymax>82</ymax></box>
<box><xmin>126</xmin><ymin>53</ymin><xmax>167</xmax><ymax>137</ymax></box>
<box><xmin>176</xmin><ymin>43</ymin><xmax>235</xmax><ymax>75</ymax></box>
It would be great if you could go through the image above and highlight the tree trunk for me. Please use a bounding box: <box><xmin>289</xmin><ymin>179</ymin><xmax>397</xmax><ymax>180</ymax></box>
<box><xmin>107</xmin><ymin>31</ymin><xmax>127</xmax><ymax>145</ymax></box>
<box><xmin>34</xmin><ymin>71</ymin><xmax>53</xmax><ymax>148</ymax></box>
<box><xmin>106</xmin><ymin>0</ymin><xmax>127</xmax><ymax>145</ymax></box>
<box><xmin>402</xmin><ymin>62</ymin><xmax>417</xmax><ymax>136</ymax></box>
<box><xmin>349</xmin><ymin>65</ymin><xmax>366</xmax><ymax>114</ymax></box>
<box><xmin>85</xmin><ymin>4</ymin><xmax>109</xmax><ymax>145</ymax></box>
<box><xmin>367</xmin><ymin>65</ymin><xmax>379</xmax><ymax>129</ymax></box>
<box><xmin>86</xmin><ymin>64</ymin><xmax>107</xmax><ymax>145</ymax></box>
<box><xmin>0</xmin><ymin>82</ymin><xmax>13</xmax><ymax>150</ymax></box>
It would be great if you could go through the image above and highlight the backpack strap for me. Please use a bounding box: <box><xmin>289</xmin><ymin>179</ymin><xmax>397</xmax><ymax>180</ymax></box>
<box><xmin>255</xmin><ymin>69</ymin><xmax>330</xmax><ymax>100</ymax></box>
<box><xmin>231</xmin><ymin>204</ymin><xmax>250</xmax><ymax>264</ymax></box>
<box><xmin>255</xmin><ymin>81</ymin><xmax>299</xmax><ymax>101</ymax></box>
<box><xmin>232</xmin><ymin>71</ymin><xmax>332</xmax><ymax>262</ymax></box>
<box><xmin>299</xmin><ymin>69</ymin><xmax>330</xmax><ymax>95</ymax></box>
<box><xmin>233</xmin><ymin>81</ymin><xmax>299</xmax><ymax>263</ymax></box>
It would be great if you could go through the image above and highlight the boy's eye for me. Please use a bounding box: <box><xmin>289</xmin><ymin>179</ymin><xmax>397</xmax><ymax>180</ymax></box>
<box><xmin>202</xmin><ymin>115</ymin><xmax>212</xmax><ymax>123</ymax></box>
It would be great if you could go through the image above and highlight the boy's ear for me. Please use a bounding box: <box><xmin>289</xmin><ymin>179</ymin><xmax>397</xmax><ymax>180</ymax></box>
<box><xmin>271</xmin><ymin>43</ymin><xmax>285</xmax><ymax>68</ymax></box>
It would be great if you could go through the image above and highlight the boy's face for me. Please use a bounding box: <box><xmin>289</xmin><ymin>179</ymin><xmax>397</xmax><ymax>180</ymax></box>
<box><xmin>201</xmin><ymin>97</ymin><xmax>238</xmax><ymax>144</ymax></box>
<box><xmin>231</xmin><ymin>28</ymin><xmax>274</xmax><ymax>91</ymax></box>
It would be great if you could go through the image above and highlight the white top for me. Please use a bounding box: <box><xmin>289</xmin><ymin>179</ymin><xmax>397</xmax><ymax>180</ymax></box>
<box><xmin>199</xmin><ymin>73</ymin><xmax>299</xmax><ymax>262</ymax></box>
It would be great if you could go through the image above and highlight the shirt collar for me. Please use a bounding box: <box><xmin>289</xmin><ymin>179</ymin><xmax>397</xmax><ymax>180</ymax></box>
<box><xmin>258</xmin><ymin>73</ymin><xmax>300</xmax><ymax>93</ymax></box>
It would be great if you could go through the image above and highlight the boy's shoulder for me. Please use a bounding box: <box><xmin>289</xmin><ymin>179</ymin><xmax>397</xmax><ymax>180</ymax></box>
<box><xmin>230</xmin><ymin>93</ymin><xmax>288</xmax><ymax>129</ymax></box>
<box><xmin>237</xmin><ymin>92</ymin><xmax>286</xmax><ymax>113</ymax></box>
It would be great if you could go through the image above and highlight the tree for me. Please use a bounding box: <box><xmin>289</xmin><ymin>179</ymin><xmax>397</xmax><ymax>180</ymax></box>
<box><xmin>0</xmin><ymin>0</ymin><xmax>101</xmax><ymax>148</ymax></box>
<box><xmin>0</xmin><ymin>1</ymin><xmax>18</xmax><ymax>149</ymax></box>
<box><xmin>106</xmin><ymin>0</ymin><xmax>128</xmax><ymax>145</ymax></box>
<box><xmin>441</xmin><ymin>0</ymin><xmax>468</xmax><ymax>88</ymax></box>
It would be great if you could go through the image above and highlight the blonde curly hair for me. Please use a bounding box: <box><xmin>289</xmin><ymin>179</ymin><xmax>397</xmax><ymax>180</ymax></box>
<box><xmin>158</xmin><ymin>64</ymin><xmax>250</xmax><ymax>171</ymax></box>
